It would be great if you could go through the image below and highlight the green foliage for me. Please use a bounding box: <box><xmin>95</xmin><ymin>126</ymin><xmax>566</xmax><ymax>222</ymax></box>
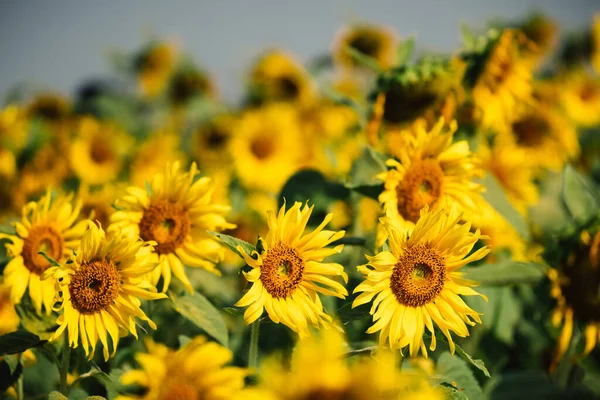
<box><xmin>208</xmin><ymin>230</ymin><xmax>255</xmax><ymax>259</ymax></box>
<box><xmin>463</xmin><ymin>261</ymin><xmax>546</xmax><ymax>286</ymax></box>
<box><xmin>170</xmin><ymin>291</ymin><xmax>229</xmax><ymax>347</ymax></box>
<box><xmin>437</xmin><ymin>352</ymin><xmax>483</xmax><ymax>400</ymax></box>
<box><xmin>562</xmin><ymin>164</ymin><xmax>600</xmax><ymax>225</ymax></box>
<box><xmin>0</xmin><ymin>331</ymin><xmax>46</xmax><ymax>356</ymax></box>
<box><xmin>479</xmin><ymin>174</ymin><xmax>529</xmax><ymax>239</ymax></box>
<box><xmin>396</xmin><ymin>37</ymin><xmax>415</xmax><ymax>66</ymax></box>
<box><xmin>344</xmin><ymin>46</ymin><xmax>383</xmax><ymax>72</ymax></box>
<box><xmin>345</xmin><ymin>147</ymin><xmax>386</xmax><ymax>199</ymax></box>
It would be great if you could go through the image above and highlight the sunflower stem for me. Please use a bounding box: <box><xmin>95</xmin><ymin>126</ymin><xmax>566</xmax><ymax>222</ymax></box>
<box><xmin>60</xmin><ymin>334</ymin><xmax>72</xmax><ymax>395</ymax></box>
<box><xmin>248</xmin><ymin>320</ymin><xmax>261</xmax><ymax>369</ymax></box>
<box><xmin>16</xmin><ymin>353</ymin><xmax>23</xmax><ymax>400</ymax></box>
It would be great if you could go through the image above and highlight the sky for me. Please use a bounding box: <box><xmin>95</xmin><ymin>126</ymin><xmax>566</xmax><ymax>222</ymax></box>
<box><xmin>0</xmin><ymin>0</ymin><xmax>597</xmax><ymax>102</ymax></box>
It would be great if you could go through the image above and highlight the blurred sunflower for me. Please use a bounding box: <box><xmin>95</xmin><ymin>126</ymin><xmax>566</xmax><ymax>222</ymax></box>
<box><xmin>477</xmin><ymin>139</ymin><xmax>539</xmax><ymax>214</ymax></box>
<box><xmin>44</xmin><ymin>223</ymin><xmax>166</xmax><ymax>360</ymax></box>
<box><xmin>519</xmin><ymin>14</ymin><xmax>558</xmax><ymax>63</ymax></box>
<box><xmin>70</xmin><ymin>117</ymin><xmax>132</xmax><ymax>185</ymax></box>
<box><xmin>250</xmin><ymin>329</ymin><xmax>442</xmax><ymax>400</ymax></box>
<box><xmin>192</xmin><ymin>113</ymin><xmax>236</xmax><ymax>173</ymax></box>
<box><xmin>168</xmin><ymin>65</ymin><xmax>215</xmax><ymax>106</ymax></box>
<box><xmin>230</xmin><ymin>104</ymin><xmax>306</xmax><ymax>193</ymax></box>
<box><xmin>116</xmin><ymin>336</ymin><xmax>249</xmax><ymax>400</ymax></box>
<box><xmin>0</xmin><ymin>147</ymin><xmax>16</xmax><ymax>181</ymax></box>
<box><xmin>548</xmin><ymin>229</ymin><xmax>600</xmax><ymax>370</ymax></box>
<box><xmin>0</xmin><ymin>282</ymin><xmax>20</xmax><ymax>335</ymax></box>
<box><xmin>26</xmin><ymin>93</ymin><xmax>71</xmax><ymax>125</ymax></box>
<box><xmin>353</xmin><ymin>204</ymin><xmax>490</xmax><ymax>356</ymax></box>
<box><xmin>130</xmin><ymin>131</ymin><xmax>186</xmax><ymax>187</ymax></box>
<box><xmin>78</xmin><ymin>183</ymin><xmax>125</xmax><ymax>229</ymax></box>
<box><xmin>110</xmin><ymin>162</ymin><xmax>235</xmax><ymax>293</ymax></box>
<box><xmin>471</xmin><ymin>29</ymin><xmax>533</xmax><ymax>128</ymax></box>
<box><xmin>378</xmin><ymin>118</ymin><xmax>485</xmax><ymax>225</ymax></box>
<box><xmin>333</xmin><ymin>23</ymin><xmax>397</xmax><ymax>70</ymax></box>
<box><xmin>235</xmin><ymin>202</ymin><xmax>347</xmax><ymax>337</ymax></box>
<box><xmin>248</xmin><ymin>50</ymin><xmax>314</xmax><ymax>105</ymax></box>
<box><xmin>135</xmin><ymin>41</ymin><xmax>178</xmax><ymax>99</ymax></box>
<box><xmin>0</xmin><ymin>191</ymin><xmax>88</xmax><ymax>314</ymax></box>
<box><xmin>499</xmin><ymin>102</ymin><xmax>579</xmax><ymax>172</ymax></box>
<box><xmin>477</xmin><ymin>202</ymin><xmax>530</xmax><ymax>262</ymax></box>
<box><xmin>0</xmin><ymin>105</ymin><xmax>29</xmax><ymax>152</ymax></box>
<box><xmin>558</xmin><ymin>70</ymin><xmax>600</xmax><ymax>127</ymax></box>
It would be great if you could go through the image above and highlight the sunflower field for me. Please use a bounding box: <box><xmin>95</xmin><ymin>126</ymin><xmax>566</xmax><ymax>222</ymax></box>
<box><xmin>2</xmin><ymin>11</ymin><xmax>600</xmax><ymax>400</ymax></box>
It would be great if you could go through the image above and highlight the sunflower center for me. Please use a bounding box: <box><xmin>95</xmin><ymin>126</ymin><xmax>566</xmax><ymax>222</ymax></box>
<box><xmin>390</xmin><ymin>245</ymin><xmax>446</xmax><ymax>307</ymax></box>
<box><xmin>382</xmin><ymin>83</ymin><xmax>440</xmax><ymax>124</ymax></box>
<box><xmin>250</xmin><ymin>135</ymin><xmax>275</xmax><ymax>160</ymax></box>
<box><xmin>579</xmin><ymin>82</ymin><xmax>598</xmax><ymax>102</ymax></box>
<box><xmin>302</xmin><ymin>388</ymin><xmax>348</xmax><ymax>400</ymax></box>
<box><xmin>276</xmin><ymin>76</ymin><xmax>300</xmax><ymax>100</ymax></box>
<box><xmin>259</xmin><ymin>244</ymin><xmax>305</xmax><ymax>299</ymax></box>
<box><xmin>90</xmin><ymin>136</ymin><xmax>115</xmax><ymax>164</ymax></box>
<box><xmin>349</xmin><ymin>33</ymin><xmax>381</xmax><ymax>58</ymax></box>
<box><xmin>22</xmin><ymin>225</ymin><xmax>64</xmax><ymax>275</ymax></box>
<box><xmin>395</xmin><ymin>159</ymin><xmax>444</xmax><ymax>222</ymax></box>
<box><xmin>68</xmin><ymin>259</ymin><xmax>120</xmax><ymax>314</ymax></box>
<box><xmin>161</xmin><ymin>383</ymin><xmax>199</xmax><ymax>400</ymax></box>
<box><xmin>512</xmin><ymin>115</ymin><xmax>549</xmax><ymax>147</ymax></box>
<box><xmin>560</xmin><ymin>241</ymin><xmax>600</xmax><ymax>323</ymax></box>
<box><xmin>139</xmin><ymin>200</ymin><xmax>190</xmax><ymax>254</ymax></box>
<box><xmin>205</xmin><ymin>127</ymin><xmax>228</xmax><ymax>149</ymax></box>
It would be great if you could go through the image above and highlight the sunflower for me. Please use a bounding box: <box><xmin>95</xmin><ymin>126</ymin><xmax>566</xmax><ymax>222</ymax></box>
<box><xmin>333</xmin><ymin>23</ymin><xmax>397</xmax><ymax>70</ymax></box>
<box><xmin>251</xmin><ymin>329</ymin><xmax>442</xmax><ymax>400</ymax></box>
<box><xmin>235</xmin><ymin>202</ymin><xmax>347</xmax><ymax>337</ymax></box>
<box><xmin>136</xmin><ymin>41</ymin><xmax>178</xmax><ymax>99</ymax></box>
<box><xmin>477</xmin><ymin>139</ymin><xmax>539</xmax><ymax>214</ymax></box>
<box><xmin>192</xmin><ymin>113</ymin><xmax>236</xmax><ymax>174</ymax></box>
<box><xmin>519</xmin><ymin>13</ymin><xmax>558</xmax><ymax>63</ymax></box>
<box><xmin>0</xmin><ymin>191</ymin><xmax>88</xmax><ymax>315</ymax></box>
<box><xmin>477</xmin><ymin>202</ymin><xmax>531</xmax><ymax>262</ymax></box>
<box><xmin>229</xmin><ymin>104</ymin><xmax>306</xmax><ymax>193</ymax></box>
<box><xmin>353</xmin><ymin>204</ymin><xmax>490</xmax><ymax>356</ymax></box>
<box><xmin>0</xmin><ymin>105</ymin><xmax>29</xmax><ymax>152</ymax></box>
<box><xmin>168</xmin><ymin>65</ymin><xmax>216</xmax><ymax>106</ymax></box>
<box><xmin>26</xmin><ymin>93</ymin><xmax>71</xmax><ymax>125</ymax></box>
<box><xmin>248</xmin><ymin>50</ymin><xmax>314</xmax><ymax>105</ymax></box>
<box><xmin>378</xmin><ymin>118</ymin><xmax>485</xmax><ymax>226</ymax></box>
<box><xmin>115</xmin><ymin>336</ymin><xmax>249</xmax><ymax>400</ymax></box>
<box><xmin>78</xmin><ymin>183</ymin><xmax>125</xmax><ymax>229</ymax></box>
<box><xmin>110</xmin><ymin>162</ymin><xmax>235</xmax><ymax>293</ymax></box>
<box><xmin>70</xmin><ymin>117</ymin><xmax>132</xmax><ymax>185</ymax></box>
<box><xmin>0</xmin><ymin>282</ymin><xmax>20</xmax><ymax>335</ymax></box>
<box><xmin>471</xmin><ymin>29</ymin><xmax>533</xmax><ymax>129</ymax></box>
<box><xmin>0</xmin><ymin>147</ymin><xmax>16</xmax><ymax>180</ymax></box>
<box><xmin>558</xmin><ymin>69</ymin><xmax>600</xmax><ymax>127</ymax></box>
<box><xmin>548</xmin><ymin>229</ymin><xmax>600</xmax><ymax>370</ymax></box>
<box><xmin>43</xmin><ymin>222</ymin><xmax>166</xmax><ymax>360</ymax></box>
<box><xmin>499</xmin><ymin>102</ymin><xmax>579</xmax><ymax>172</ymax></box>
<box><xmin>129</xmin><ymin>131</ymin><xmax>186</xmax><ymax>187</ymax></box>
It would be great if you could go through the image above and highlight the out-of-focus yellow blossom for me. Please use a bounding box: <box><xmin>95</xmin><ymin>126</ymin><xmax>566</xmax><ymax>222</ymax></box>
<box><xmin>168</xmin><ymin>65</ymin><xmax>216</xmax><ymax>106</ymax></box>
<box><xmin>70</xmin><ymin>117</ymin><xmax>132</xmax><ymax>185</ymax></box>
<box><xmin>136</xmin><ymin>41</ymin><xmax>178</xmax><ymax>98</ymax></box>
<box><xmin>0</xmin><ymin>282</ymin><xmax>20</xmax><ymax>335</ymax></box>
<box><xmin>559</xmin><ymin>69</ymin><xmax>600</xmax><ymax>127</ymax></box>
<box><xmin>0</xmin><ymin>105</ymin><xmax>29</xmax><ymax>151</ymax></box>
<box><xmin>333</xmin><ymin>23</ymin><xmax>397</xmax><ymax>70</ymax></box>
<box><xmin>78</xmin><ymin>183</ymin><xmax>125</xmax><ymax>229</ymax></box>
<box><xmin>193</xmin><ymin>113</ymin><xmax>236</xmax><ymax>173</ymax></box>
<box><xmin>26</xmin><ymin>93</ymin><xmax>71</xmax><ymax>125</ymax></box>
<box><xmin>130</xmin><ymin>131</ymin><xmax>186</xmax><ymax>187</ymax></box>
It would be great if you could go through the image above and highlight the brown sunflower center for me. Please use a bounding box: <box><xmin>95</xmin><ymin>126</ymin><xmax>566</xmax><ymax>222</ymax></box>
<box><xmin>250</xmin><ymin>135</ymin><xmax>275</xmax><ymax>160</ymax></box>
<box><xmin>161</xmin><ymin>383</ymin><xmax>199</xmax><ymax>400</ymax></box>
<box><xmin>90</xmin><ymin>136</ymin><xmax>115</xmax><ymax>164</ymax></box>
<box><xmin>382</xmin><ymin>83</ymin><xmax>440</xmax><ymax>124</ymax></box>
<box><xmin>579</xmin><ymin>82</ymin><xmax>599</xmax><ymax>102</ymax></box>
<box><xmin>396</xmin><ymin>159</ymin><xmax>444</xmax><ymax>222</ymax></box>
<box><xmin>512</xmin><ymin>115</ymin><xmax>549</xmax><ymax>147</ymax></box>
<box><xmin>68</xmin><ymin>259</ymin><xmax>120</xmax><ymax>314</ymax></box>
<box><xmin>276</xmin><ymin>76</ymin><xmax>300</xmax><ymax>100</ymax></box>
<box><xmin>349</xmin><ymin>33</ymin><xmax>381</xmax><ymax>59</ymax></box>
<box><xmin>205</xmin><ymin>126</ymin><xmax>228</xmax><ymax>149</ymax></box>
<box><xmin>390</xmin><ymin>245</ymin><xmax>446</xmax><ymax>307</ymax></box>
<box><xmin>302</xmin><ymin>388</ymin><xmax>349</xmax><ymax>400</ymax></box>
<box><xmin>139</xmin><ymin>200</ymin><xmax>190</xmax><ymax>254</ymax></box>
<box><xmin>22</xmin><ymin>225</ymin><xmax>64</xmax><ymax>275</ymax></box>
<box><xmin>259</xmin><ymin>244</ymin><xmax>305</xmax><ymax>299</ymax></box>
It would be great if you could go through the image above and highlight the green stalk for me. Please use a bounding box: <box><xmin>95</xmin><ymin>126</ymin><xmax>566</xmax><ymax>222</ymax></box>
<box><xmin>59</xmin><ymin>334</ymin><xmax>72</xmax><ymax>395</ymax></box>
<box><xmin>16</xmin><ymin>353</ymin><xmax>23</xmax><ymax>400</ymax></box>
<box><xmin>248</xmin><ymin>320</ymin><xmax>261</xmax><ymax>369</ymax></box>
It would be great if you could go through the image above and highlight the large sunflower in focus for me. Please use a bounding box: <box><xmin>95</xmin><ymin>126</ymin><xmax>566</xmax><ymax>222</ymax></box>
<box><xmin>44</xmin><ymin>223</ymin><xmax>166</xmax><ymax>361</ymax></box>
<box><xmin>116</xmin><ymin>336</ymin><xmax>249</xmax><ymax>400</ymax></box>
<box><xmin>110</xmin><ymin>162</ymin><xmax>234</xmax><ymax>293</ymax></box>
<box><xmin>0</xmin><ymin>191</ymin><xmax>87</xmax><ymax>315</ymax></box>
<box><xmin>70</xmin><ymin>117</ymin><xmax>132</xmax><ymax>185</ymax></box>
<box><xmin>471</xmin><ymin>29</ymin><xmax>533</xmax><ymax>128</ymax></box>
<box><xmin>378</xmin><ymin>118</ymin><xmax>485</xmax><ymax>226</ymax></box>
<box><xmin>230</xmin><ymin>104</ymin><xmax>306</xmax><ymax>193</ymax></box>
<box><xmin>235</xmin><ymin>202</ymin><xmax>347</xmax><ymax>337</ymax></box>
<box><xmin>333</xmin><ymin>23</ymin><xmax>397</xmax><ymax>70</ymax></box>
<box><xmin>353</xmin><ymin>204</ymin><xmax>490</xmax><ymax>356</ymax></box>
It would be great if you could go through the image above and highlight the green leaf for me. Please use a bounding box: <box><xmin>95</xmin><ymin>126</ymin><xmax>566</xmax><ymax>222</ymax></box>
<box><xmin>437</xmin><ymin>352</ymin><xmax>483</xmax><ymax>399</ymax></box>
<box><xmin>396</xmin><ymin>37</ymin><xmax>415</xmax><ymax>66</ymax></box>
<box><xmin>337</xmin><ymin>303</ymin><xmax>371</xmax><ymax>325</ymax></box>
<box><xmin>71</xmin><ymin>364</ymin><xmax>111</xmax><ymax>391</ymax></box>
<box><xmin>3</xmin><ymin>354</ymin><xmax>19</xmax><ymax>374</ymax></box>
<box><xmin>460</xmin><ymin>24</ymin><xmax>477</xmax><ymax>50</ymax></box>
<box><xmin>0</xmin><ymin>330</ymin><xmax>46</xmax><ymax>355</ymax></box>
<box><xmin>223</xmin><ymin>307</ymin><xmax>244</xmax><ymax>317</ymax></box>
<box><xmin>49</xmin><ymin>392</ymin><xmax>68</xmax><ymax>400</ymax></box>
<box><xmin>438</xmin><ymin>382</ymin><xmax>469</xmax><ymax>400</ymax></box>
<box><xmin>345</xmin><ymin>147</ymin><xmax>387</xmax><ymax>199</ymax></box>
<box><xmin>0</xmin><ymin>356</ymin><xmax>22</xmax><ymax>393</ymax></box>
<box><xmin>330</xmin><ymin>236</ymin><xmax>367</xmax><ymax>247</ymax></box>
<box><xmin>462</xmin><ymin>261</ymin><xmax>546</xmax><ymax>286</ymax></box>
<box><xmin>479</xmin><ymin>174</ymin><xmax>529</xmax><ymax>239</ymax></box>
<box><xmin>208</xmin><ymin>231</ymin><xmax>254</xmax><ymax>260</ymax></box>
<box><xmin>170</xmin><ymin>291</ymin><xmax>229</xmax><ymax>346</ymax></box>
<box><xmin>431</xmin><ymin>332</ymin><xmax>491</xmax><ymax>378</ymax></box>
<box><xmin>16</xmin><ymin>304</ymin><xmax>59</xmax><ymax>340</ymax></box>
<box><xmin>484</xmin><ymin>371</ymin><xmax>555</xmax><ymax>399</ymax></box>
<box><xmin>562</xmin><ymin>164</ymin><xmax>600</xmax><ymax>225</ymax></box>
<box><xmin>280</xmin><ymin>169</ymin><xmax>349</xmax><ymax>212</ymax></box>
<box><xmin>38</xmin><ymin>251</ymin><xmax>61</xmax><ymax>267</ymax></box>
<box><xmin>344</xmin><ymin>46</ymin><xmax>383</xmax><ymax>72</ymax></box>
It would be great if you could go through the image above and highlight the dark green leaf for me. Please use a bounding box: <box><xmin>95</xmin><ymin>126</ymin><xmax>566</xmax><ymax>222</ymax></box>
<box><xmin>170</xmin><ymin>291</ymin><xmax>229</xmax><ymax>346</ymax></box>
<box><xmin>431</xmin><ymin>332</ymin><xmax>491</xmax><ymax>378</ymax></box>
<box><xmin>484</xmin><ymin>371</ymin><xmax>556</xmax><ymax>400</ymax></box>
<box><xmin>463</xmin><ymin>261</ymin><xmax>546</xmax><ymax>286</ymax></box>
<box><xmin>562</xmin><ymin>164</ymin><xmax>600</xmax><ymax>225</ymax></box>
<box><xmin>337</xmin><ymin>303</ymin><xmax>371</xmax><ymax>324</ymax></box>
<box><xmin>439</xmin><ymin>382</ymin><xmax>469</xmax><ymax>400</ymax></box>
<box><xmin>345</xmin><ymin>147</ymin><xmax>387</xmax><ymax>200</ymax></box>
<box><xmin>223</xmin><ymin>307</ymin><xmax>244</xmax><ymax>317</ymax></box>
<box><xmin>437</xmin><ymin>352</ymin><xmax>483</xmax><ymax>399</ymax></box>
<box><xmin>3</xmin><ymin>354</ymin><xmax>19</xmax><ymax>374</ymax></box>
<box><xmin>396</xmin><ymin>37</ymin><xmax>415</xmax><ymax>66</ymax></box>
<box><xmin>280</xmin><ymin>169</ymin><xmax>349</xmax><ymax>212</ymax></box>
<box><xmin>0</xmin><ymin>330</ymin><xmax>46</xmax><ymax>355</ymax></box>
<box><xmin>208</xmin><ymin>231</ymin><xmax>254</xmax><ymax>259</ymax></box>
<box><xmin>38</xmin><ymin>251</ymin><xmax>61</xmax><ymax>267</ymax></box>
<box><xmin>0</xmin><ymin>356</ymin><xmax>22</xmax><ymax>392</ymax></box>
<box><xmin>330</xmin><ymin>236</ymin><xmax>367</xmax><ymax>247</ymax></box>
<box><xmin>479</xmin><ymin>174</ymin><xmax>529</xmax><ymax>239</ymax></box>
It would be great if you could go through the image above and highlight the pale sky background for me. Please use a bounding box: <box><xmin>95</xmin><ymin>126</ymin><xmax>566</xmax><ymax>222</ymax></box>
<box><xmin>0</xmin><ymin>0</ymin><xmax>597</xmax><ymax>102</ymax></box>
